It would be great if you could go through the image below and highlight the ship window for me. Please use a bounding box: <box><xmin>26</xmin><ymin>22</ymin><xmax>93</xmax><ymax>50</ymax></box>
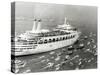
<box><xmin>49</xmin><ymin>39</ymin><xmax>52</xmax><ymax>42</ymax></box>
<box><xmin>53</xmin><ymin>38</ymin><xmax>55</xmax><ymax>42</ymax></box>
<box><xmin>72</xmin><ymin>35</ymin><xmax>74</xmax><ymax>38</ymax></box>
<box><xmin>11</xmin><ymin>39</ymin><xmax>14</xmax><ymax>42</ymax></box>
<box><xmin>70</xmin><ymin>35</ymin><xmax>72</xmax><ymax>38</ymax></box>
<box><xmin>44</xmin><ymin>39</ymin><xmax>48</xmax><ymax>43</ymax></box>
<box><xmin>70</xmin><ymin>35</ymin><xmax>74</xmax><ymax>38</ymax></box>
<box><xmin>63</xmin><ymin>37</ymin><xmax>65</xmax><ymax>40</ymax></box>
<box><xmin>56</xmin><ymin>38</ymin><xmax>59</xmax><ymax>41</ymax></box>
<box><xmin>66</xmin><ymin>36</ymin><xmax>67</xmax><ymax>39</ymax></box>
<box><xmin>38</xmin><ymin>40</ymin><xmax>43</xmax><ymax>44</ymax></box>
<box><xmin>73</xmin><ymin>35</ymin><xmax>75</xmax><ymax>38</ymax></box>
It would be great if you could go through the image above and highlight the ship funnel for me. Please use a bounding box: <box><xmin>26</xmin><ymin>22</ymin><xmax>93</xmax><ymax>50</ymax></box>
<box><xmin>64</xmin><ymin>17</ymin><xmax>68</xmax><ymax>25</ymax></box>
<box><xmin>32</xmin><ymin>19</ymin><xmax>37</xmax><ymax>32</ymax></box>
<box><xmin>36</xmin><ymin>19</ymin><xmax>42</xmax><ymax>31</ymax></box>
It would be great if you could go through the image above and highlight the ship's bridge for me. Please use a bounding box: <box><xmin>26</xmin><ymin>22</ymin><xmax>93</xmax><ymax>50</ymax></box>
<box><xmin>56</xmin><ymin>24</ymin><xmax>77</xmax><ymax>32</ymax></box>
<box><xmin>55</xmin><ymin>17</ymin><xmax>77</xmax><ymax>32</ymax></box>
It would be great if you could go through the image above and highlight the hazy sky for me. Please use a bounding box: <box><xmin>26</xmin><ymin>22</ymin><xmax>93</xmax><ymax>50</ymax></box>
<box><xmin>14</xmin><ymin>2</ymin><xmax>97</xmax><ymax>34</ymax></box>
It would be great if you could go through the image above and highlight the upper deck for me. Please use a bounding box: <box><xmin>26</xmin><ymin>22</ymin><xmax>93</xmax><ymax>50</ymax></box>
<box><xmin>11</xmin><ymin>17</ymin><xmax>80</xmax><ymax>45</ymax></box>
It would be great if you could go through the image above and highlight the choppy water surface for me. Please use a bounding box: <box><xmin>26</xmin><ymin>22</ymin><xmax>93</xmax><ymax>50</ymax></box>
<box><xmin>12</xmin><ymin>32</ymin><xmax>97</xmax><ymax>73</ymax></box>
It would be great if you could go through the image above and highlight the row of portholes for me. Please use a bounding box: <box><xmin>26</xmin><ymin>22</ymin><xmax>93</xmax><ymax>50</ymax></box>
<box><xmin>38</xmin><ymin>35</ymin><xmax>75</xmax><ymax>44</ymax></box>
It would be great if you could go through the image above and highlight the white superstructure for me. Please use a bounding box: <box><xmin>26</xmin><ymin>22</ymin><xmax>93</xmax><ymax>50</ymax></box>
<box><xmin>11</xmin><ymin>17</ymin><xmax>81</xmax><ymax>56</ymax></box>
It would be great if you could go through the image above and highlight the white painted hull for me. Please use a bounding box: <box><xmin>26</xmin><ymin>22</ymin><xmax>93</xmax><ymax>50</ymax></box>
<box><xmin>12</xmin><ymin>33</ymin><xmax>79</xmax><ymax>56</ymax></box>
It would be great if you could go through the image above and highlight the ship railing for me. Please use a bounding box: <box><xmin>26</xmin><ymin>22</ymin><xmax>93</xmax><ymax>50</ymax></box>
<box><xmin>38</xmin><ymin>31</ymin><xmax>71</xmax><ymax>37</ymax></box>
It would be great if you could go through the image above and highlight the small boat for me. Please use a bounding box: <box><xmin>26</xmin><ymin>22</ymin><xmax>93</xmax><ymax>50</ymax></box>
<box><xmin>67</xmin><ymin>50</ymin><xmax>73</xmax><ymax>55</ymax></box>
<box><xmin>77</xmin><ymin>43</ymin><xmax>84</xmax><ymax>49</ymax></box>
<box><xmin>68</xmin><ymin>46</ymin><xmax>74</xmax><ymax>50</ymax></box>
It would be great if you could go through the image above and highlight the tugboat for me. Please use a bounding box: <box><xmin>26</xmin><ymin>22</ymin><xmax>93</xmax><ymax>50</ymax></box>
<box><xmin>11</xmin><ymin>17</ymin><xmax>81</xmax><ymax>56</ymax></box>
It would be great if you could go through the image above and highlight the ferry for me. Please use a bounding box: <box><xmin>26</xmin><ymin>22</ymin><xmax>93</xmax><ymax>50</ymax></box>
<box><xmin>11</xmin><ymin>17</ymin><xmax>81</xmax><ymax>56</ymax></box>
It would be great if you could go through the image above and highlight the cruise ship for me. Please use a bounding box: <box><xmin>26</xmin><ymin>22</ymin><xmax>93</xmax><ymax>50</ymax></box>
<box><xmin>11</xmin><ymin>17</ymin><xmax>81</xmax><ymax>56</ymax></box>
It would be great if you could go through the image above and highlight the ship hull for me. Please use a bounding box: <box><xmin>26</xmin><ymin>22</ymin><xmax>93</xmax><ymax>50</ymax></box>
<box><xmin>12</xmin><ymin>33</ymin><xmax>79</xmax><ymax>56</ymax></box>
